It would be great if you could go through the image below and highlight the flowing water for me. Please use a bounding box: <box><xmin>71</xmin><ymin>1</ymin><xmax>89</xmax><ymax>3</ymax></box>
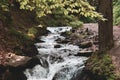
<box><xmin>24</xmin><ymin>27</ymin><xmax>88</xmax><ymax>80</ymax></box>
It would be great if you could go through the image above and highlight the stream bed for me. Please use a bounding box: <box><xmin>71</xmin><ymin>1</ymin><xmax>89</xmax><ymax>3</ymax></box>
<box><xmin>24</xmin><ymin>27</ymin><xmax>88</xmax><ymax>80</ymax></box>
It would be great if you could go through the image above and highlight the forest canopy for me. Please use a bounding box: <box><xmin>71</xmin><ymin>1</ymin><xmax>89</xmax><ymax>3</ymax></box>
<box><xmin>1</xmin><ymin>0</ymin><xmax>120</xmax><ymax>25</ymax></box>
<box><xmin>18</xmin><ymin>0</ymin><xmax>102</xmax><ymax>18</ymax></box>
<box><xmin>0</xmin><ymin>0</ymin><xmax>103</xmax><ymax>19</ymax></box>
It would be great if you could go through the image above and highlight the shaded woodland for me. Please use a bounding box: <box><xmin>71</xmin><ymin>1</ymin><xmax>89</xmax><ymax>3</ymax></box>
<box><xmin>0</xmin><ymin>0</ymin><xmax>120</xmax><ymax>80</ymax></box>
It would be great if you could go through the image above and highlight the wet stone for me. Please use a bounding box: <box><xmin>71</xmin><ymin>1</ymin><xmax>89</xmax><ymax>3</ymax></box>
<box><xmin>75</xmin><ymin>50</ymin><xmax>93</xmax><ymax>57</ymax></box>
<box><xmin>54</xmin><ymin>45</ymin><xmax>61</xmax><ymax>48</ymax></box>
<box><xmin>78</xmin><ymin>41</ymin><xmax>92</xmax><ymax>48</ymax></box>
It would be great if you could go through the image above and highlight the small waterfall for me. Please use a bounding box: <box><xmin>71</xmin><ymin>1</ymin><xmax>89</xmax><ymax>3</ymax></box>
<box><xmin>24</xmin><ymin>27</ymin><xmax>87</xmax><ymax>80</ymax></box>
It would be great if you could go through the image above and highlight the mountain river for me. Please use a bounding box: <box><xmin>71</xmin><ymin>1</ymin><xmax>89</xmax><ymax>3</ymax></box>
<box><xmin>24</xmin><ymin>27</ymin><xmax>88</xmax><ymax>80</ymax></box>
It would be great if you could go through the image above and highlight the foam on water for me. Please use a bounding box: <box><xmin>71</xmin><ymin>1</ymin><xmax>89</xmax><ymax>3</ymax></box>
<box><xmin>24</xmin><ymin>27</ymin><xmax>87</xmax><ymax>80</ymax></box>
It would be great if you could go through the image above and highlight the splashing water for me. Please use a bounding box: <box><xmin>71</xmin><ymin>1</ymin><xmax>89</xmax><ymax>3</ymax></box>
<box><xmin>24</xmin><ymin>27</ymin><xmax>87</xmax><ymax>80</ymax></box>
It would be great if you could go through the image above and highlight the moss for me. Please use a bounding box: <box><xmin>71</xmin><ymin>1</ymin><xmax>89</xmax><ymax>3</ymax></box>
<box><xmin>86</xmin><ymin>52</ymin><xmax>119</xmax><ymax>80</ymax></box>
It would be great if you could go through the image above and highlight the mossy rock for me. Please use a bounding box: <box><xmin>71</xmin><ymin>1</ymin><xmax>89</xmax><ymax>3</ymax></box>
<box><xmin>85</xmin><ymin>52</ymin><xmax>119</xmax><ymax>80</ymax></box>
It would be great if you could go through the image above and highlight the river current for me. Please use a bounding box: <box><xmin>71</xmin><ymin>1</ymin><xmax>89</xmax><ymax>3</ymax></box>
<box><xmin>24</xmin><ymin>27</ymin><xmax>87</xmax><ymax>80</ymax></box>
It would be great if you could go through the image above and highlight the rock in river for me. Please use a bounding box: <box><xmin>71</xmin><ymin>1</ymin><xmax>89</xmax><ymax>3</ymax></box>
<box><xmin>0</xmin><ymin>53</ymin><xmax>42</xmax><ymax>80</ymax></box>
<box><xmin>75</xmin><ymin>50</ymin><xmax>93</xmax><ymax>57</ymax></box>
<box><xmin>54</xmin><ymin>44</ymin><xmax>61</xmax><ymax>48</ymax></box>
<box><xmin>78</xmin><ymin>41</ymin><xmax>92</xmax><ymax>48</ymax></box>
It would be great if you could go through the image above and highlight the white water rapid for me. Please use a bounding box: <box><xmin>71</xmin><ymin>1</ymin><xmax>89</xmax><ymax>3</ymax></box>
<box><xmin>24</xmin><ymin>27</ymin><xmax>88</xmax><ymax>80</ymax></box>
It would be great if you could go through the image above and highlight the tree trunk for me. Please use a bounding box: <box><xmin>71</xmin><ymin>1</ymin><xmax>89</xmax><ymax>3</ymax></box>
<box><xmin>98</xmin><ymin>0</ymin><xmax>113</xmax><ymax>52</ymax></box>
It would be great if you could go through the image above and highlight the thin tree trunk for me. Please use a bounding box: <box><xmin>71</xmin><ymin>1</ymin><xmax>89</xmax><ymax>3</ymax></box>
<box><xmin>98</xmin><ymin>0</ymin><xmax>113</xmax><ymax>52</ymax></box>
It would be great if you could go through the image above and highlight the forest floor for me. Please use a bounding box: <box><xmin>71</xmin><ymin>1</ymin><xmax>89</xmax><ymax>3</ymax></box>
<box><xmin>84</xmin><ymin>23</ymin><xmax>120</xmax><ymax>75</ymax></box>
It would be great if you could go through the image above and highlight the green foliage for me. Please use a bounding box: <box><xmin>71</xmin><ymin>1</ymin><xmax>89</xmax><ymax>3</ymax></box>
<box><xmin>0</xmin><ymin>0</ymin><xmax>105</xmax><ymax>27</ymax></box>
<box><xmin>38</xmin><ymin>13</ymin><xmax>83</xmax><ymax>28</ymax></box>
<box><xmin>10</xmin><ymin>27</ymin><xmax>31</xmax><ymax>41</ymax></box>
<box><xmin>113</xmin><ymin>0</ymin><xmax>120</xmax><ymax>25</ymax></box>
<box><xmin>27</xmin><ymin>27</ymin><xmax>38</xmax><ymax>39</ymax></box>
<box><xmin>28</xmin><ymin>27</ymin><xmax>38</xmax><ymax>35</ymax></box>
<box><xmin>17</xmin><ymin>0</ymin><xmax>103</xmax><ymax>19</ymax></box>
<box><xmin>68</xmin><ymin>20</ymin><xmax>83</xmax><ymax>28</ymax></box>
<box><xmin>9</xmin><ymin>27</ymin><xmax>37</xmax><ymax>55</ymax></box>
<box><xmin>80</xmin><ymin>16</ymin><xmax>96</xmax><ymax>23</ymax></box>
<box><xmin>87</xmin><ymin>53</ymin><xmax>119</xmax><ymax>80</ymax></box>
<box><xmin>0</xmin><ymin>0</ymin><xmax>12</xmax><ymax>25</ymax></box>
<box><xmin>0</xmin><ymin>0</ymin><xmax>9</xmax><ymax>11</ymax></box>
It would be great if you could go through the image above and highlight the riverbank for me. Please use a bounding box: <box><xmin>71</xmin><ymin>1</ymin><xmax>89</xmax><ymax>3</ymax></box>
<box><xmin>81</xmin><ymin>24</ymin><xmax>120</xmax><ymax>80</ymax></box>
<box><xmin>0</xmin><ymin>7</ymin><xmax>49</xmax><ymax>80</ymax></box>
<box><xmin>57</xmin><ymin>23</ymin><xmax>120</xmax><ymax>80</ymax></box>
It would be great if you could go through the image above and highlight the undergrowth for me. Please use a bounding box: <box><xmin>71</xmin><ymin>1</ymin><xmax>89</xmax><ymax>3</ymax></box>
<box><xmin>86</xmin><ymin>52</ymin><xmax>120</xmax><ymax>80</ymax></box>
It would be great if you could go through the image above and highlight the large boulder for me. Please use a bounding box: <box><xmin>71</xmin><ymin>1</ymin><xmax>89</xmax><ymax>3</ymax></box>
<box><xmin>0</xmin><ymin>53</ymin><xmax>41</xmax><ymax>80</ymax></box>
<box><xmin>71</xmin><ymin>68</ymin><xmax>95</xmax><ymax>80</ymax></box>
<box><xmin>4</xmin><ymin>53</ymin><xmax>41</xmax><ymax>70</ymax></box>
<box><xmin>21</xmin><ymin>44</ymin><xmax>38</xmax><ymax>57</ymax></box>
